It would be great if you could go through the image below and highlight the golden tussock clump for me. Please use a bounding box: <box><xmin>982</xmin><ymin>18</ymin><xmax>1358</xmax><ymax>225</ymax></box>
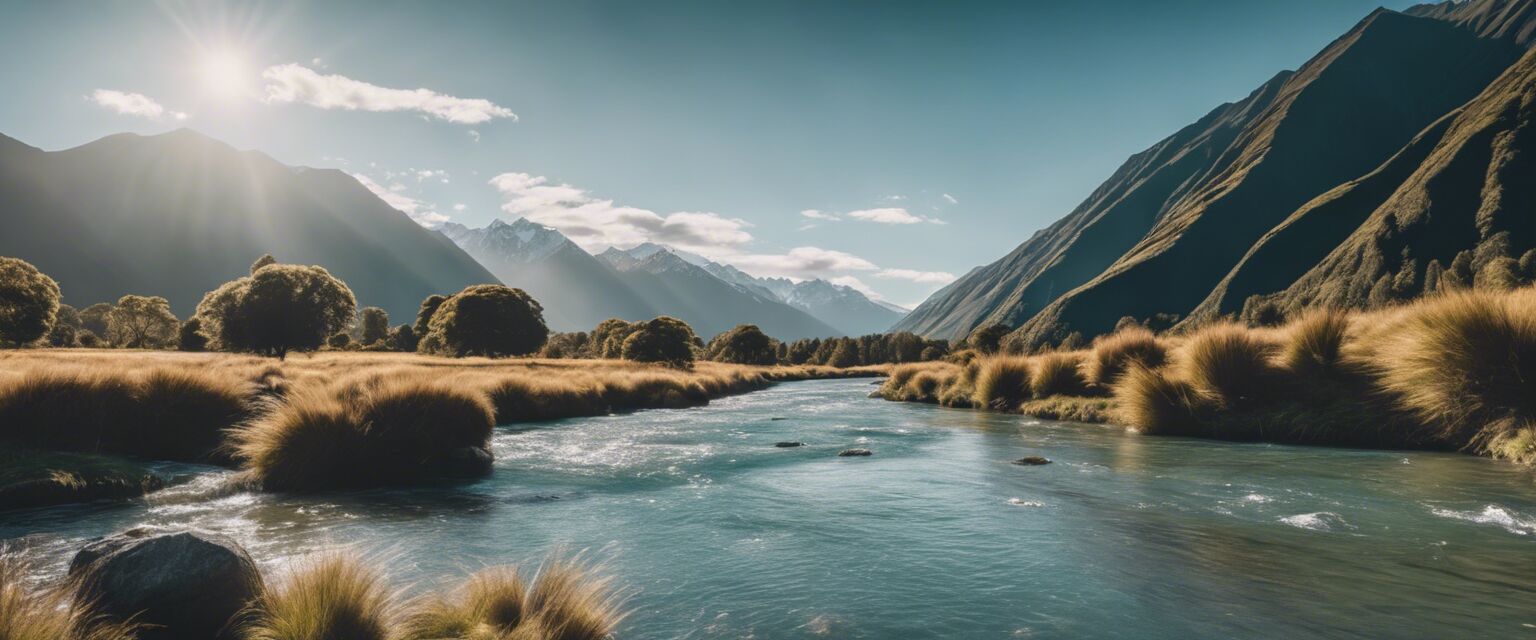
<box><xmin>241</xmin><ymin>554</ymin><xmax>397</xmax><ymax>640</ymax></box>
<box><xmin>0</xmin><ymin>553</ymin><xmax>139</xmax><ymax>640</ymax></box>
<box><xmin>972</xmin><ymin>356</ymin><xmax>1032</xmax><ymax>411</ymax></box>
<box><xmin>405</xmin><ymin>556</ymin><xmax>624</xmax><ymax>640</ymax></box>
<box><xmin>1177</xmin><ymin>324</ymin><xmax>1280</xmax><ymax>406</ymax></box>
<box><xmin>1279</xmin><ymin>309</ymin><xmax>1351</xmax><ymax>377</ymax></box>
<box><xmin>1029</xmin><ymin>353</ymin><xmax>1090</xmax><ymax>399</ymax></box>
<box><xmin>1114</xmin><ymin>365</ymin><xmax>1206</xmax><ymax>437</ymax></box>
<box><xmin>1086</xmin><ymin>328</ymin><xmax>1167</xmax><ymax>386</ymax></box>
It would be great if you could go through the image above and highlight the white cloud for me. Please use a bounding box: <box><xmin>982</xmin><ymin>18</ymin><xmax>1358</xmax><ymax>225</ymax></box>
<box><xmin>90</xmin><ymin>89</ymin><xmax>187</xmax><ymax>121</ymax></box>
<box><xmin>353</xmin><ymin>173</ymin><xmax>448</xmax><ymax>226</ymax></box>
<box><xmin>453</xmin><ymin>203</ymin><xmax>467</xmax><ymax>212</ymax></box>
<box><xmin>468</xmin><ymin>130</ymin><xmax>481</xmax><ymax>143</ymax></box>
<box><xmin>415</xmin><ymin>169</ymin><xmax>449</xmax><ymax>183</ymax></box>
<box><xmin>726</xmin><ymin>247</ymin><xmax>878</xmax><ymax>279</ymax></box>
<box><xmin>262</xmin><ymin>64</ymin><xmax>516</xmax><ymax>124</ymax></box>
<box><xmin>875</xmin><ymin>268</ymin><xmax>957</xmax><ymax>284</ymax></box>
<box><xmin>829</xmin><ymin>275</ymin><xmax>885</xmax><ymax>301</ymax></box>
<box><xmin>799</xmin><ymin>209</ymin><xmax>840</xmax><ymax>221</ymax></box>
<box><xmin>489</xmin><ymin>171</ymin><xmax>752</xmax><ymax>254</ymax></box>
<box><xmin>942</xmin><ymin>193</ymin><xmax>958</xmax><ymax>204</ymax></box>
<box><xmin>846</xmin><ymin>207</ymin><xmax>946</xmax><ymax>225</ymax></box>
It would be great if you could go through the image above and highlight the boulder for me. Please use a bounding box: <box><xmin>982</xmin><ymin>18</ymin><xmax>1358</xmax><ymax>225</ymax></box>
<box><xmin>837</xmin><ymin>448</ymin><xmax>873</xmax><ymax>457</ymax></box>
<box><xmin>70</xmin><ymin>529</ymin><xmax>262</xmax><ymax>639</ymax></box>
<box><xmin>431</xmin><ymin>445</ymin><xmax>495</xmax><ymax>478</ymax></box>
<box><xmin>1012</xmin><ymin>456</ymin><xmax>1052</xmax><ymax>466</ymax></box>
<box><xmin>774</xmin><ymin>441</ymin><xmax>805</xmax><ymax>448</ymax></box>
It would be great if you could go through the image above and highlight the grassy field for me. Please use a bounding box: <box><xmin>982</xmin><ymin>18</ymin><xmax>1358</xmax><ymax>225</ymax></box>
<box><xmin>878</xmin><ymin>288</ymin><xmax>1536</xmax><ymax>463</ymax></box>
<box><xmin>0</xmin><ymin>350</ymin><xmax>884</xmax><ymax>493</ymax></box>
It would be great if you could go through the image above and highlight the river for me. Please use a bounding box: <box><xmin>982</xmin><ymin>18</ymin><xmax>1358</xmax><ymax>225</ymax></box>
<box><xmin>5</xmin><ymin>379</ymin><xmax>1536</xmax><ymax>638</ymax></box>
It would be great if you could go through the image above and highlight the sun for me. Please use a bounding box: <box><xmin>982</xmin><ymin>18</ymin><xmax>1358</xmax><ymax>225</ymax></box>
<box><xmin>199</xmin><ymin>49</ymin><xmax>250</xmax><ymax>100</ymax></box>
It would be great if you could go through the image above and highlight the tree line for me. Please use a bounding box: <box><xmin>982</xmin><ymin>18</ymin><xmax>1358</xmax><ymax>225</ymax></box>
<box><xmin>0</xmin><ymin>254</ymin><xmax>959</xmax><ymax>367</ymax></box>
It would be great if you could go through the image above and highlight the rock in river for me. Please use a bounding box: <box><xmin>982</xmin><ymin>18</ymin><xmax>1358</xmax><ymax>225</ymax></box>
<box><xmin>838</xmin><ymin>448</ymin><xmax>873</xmax><ymax>457</ymax></box>
<box><xmin>775</xmin><ymin>441</ymin><xmax>805</xmax><ymax>448</ymax></box>
<box><xmin>70</xmin><ymin>529</ymin><xmax>262</xmax><ymax>639</ymax></box>
<box><xmin>1012</xmin><ymin>456</ymin><xmax>1052</xmax><ymax>466</ymax></box>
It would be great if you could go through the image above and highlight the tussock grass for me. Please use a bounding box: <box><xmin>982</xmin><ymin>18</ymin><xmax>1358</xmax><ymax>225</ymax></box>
<box><xmin>973</xmin><ymin>357</ymin><xmax>1032</xmax><ymax>411</ymax></box>
<box><xmin>407</xmin><ymin>556</ymin><xmax>624</xmax><ymax>640</ymax></box>
<box><xmin>1372</xmin><ymin>291</ymin><xmax>1536</xmax><ymax>462</ymax></box>
<box><xmin>0</xmin><ymin>553</ymin><xmax>139</xmax><ymax>640</ymax></box>
<box><xmin>878</xmin><ymin>286</ymin><xmax>1536</xmax><ymax>461</ymax></box>
<box><xmin>232</xmin><ymin>378</ymin><xmax>495</xmax><ymax>492</ymax></box>
<box><xmin>1178</xmin><ymin>324</ymin><xmax>1280</xmax><ymax>405</ymax></box>
<box><xmin>242</xmin><ymin>554</ymin><xmax>396</xmax><ymax>640</ymax></box>
<box><xmin>1029</xmin><ymin>353</ymin><xmax>1090</xmax><ymax>399</ymax></box>
<box><xmin>1087</xmin><ymin>328</ymin><xmax>1167</xmax><ymax>386</ymax></box>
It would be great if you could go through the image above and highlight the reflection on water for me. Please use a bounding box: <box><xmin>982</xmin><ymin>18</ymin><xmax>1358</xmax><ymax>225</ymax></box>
<box><xmin>4</xmin><ymin>379</ymin><xmax>1536</xmax><ymax>639</ymax></box>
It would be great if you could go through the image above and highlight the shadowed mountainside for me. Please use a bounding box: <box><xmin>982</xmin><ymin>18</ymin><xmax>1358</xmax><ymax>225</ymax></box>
<box><xmin>0</xmin><ymin>129</ymin><xmax>498</xmax><ymax>320</ymax></box>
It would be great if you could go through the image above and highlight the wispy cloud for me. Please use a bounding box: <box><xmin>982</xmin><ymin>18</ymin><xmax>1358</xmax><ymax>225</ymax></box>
<box><xmin>353</xmin><ymin>173</ymin><xmax>449</xmax><ymax>226</ymax></box>
<box><xmin>942</xmin><ymin>193</ymin><xmax>958</xmax><ymax>204</ymax></box>
<box><xmin>489</xmin><ymin>171</ymin><xmax>752</xmax><ymax>254</ymax></box>
<box><xmin>263</xmin><ymin>64</ymin><xmax>516</xmax><ymax>124</ymax></box>
<box><xmin>90</xmin><ymin>89</ymin><xmax>186</xmax><ymax>121</ymax></box>
<box><xmin>846</xmin><ymin>207</ymin><xmax>945</xmax><ymax>225</ymax></box>
<box><xmin>726</xmin><ymin>247</ymin><xmax>877</xmax><ymax>279</ymax></box>
<box><xmin>876</xmin><ymin>268</ymin><xmax>957</xmax><ymax>284</ymax></box>
<box><xmin>799</xmin><ymin>209</ymin><xmax>840</xmax><ymax>221</ymax></box>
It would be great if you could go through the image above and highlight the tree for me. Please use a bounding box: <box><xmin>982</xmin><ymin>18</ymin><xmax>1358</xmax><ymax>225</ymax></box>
<box><xmin>327</xmin><ymin>332</ymin><xmax>352</xmax><ymax>349</ymax></box>
<box><xmin>965</xmin><ymin>323</ymin><xmax>1012</xmax><ymax>354</ymax></box>
<box><xmin>79</xmin><ymin>302</ymin><xmax>112</xmax><ymax>339</ymax></box>
<box><xmin>1448</xmin><ymin>250</ymin><xmax>1475</xmax><ymax>289</ymax></box>
<box><xmin>1423</xmin><ymin>259</ymin><xmax>1445</xmax><ymax>295</ymax></box>
<box><xmin>0</xmin><ymin>256</ymin><xmax>61</xmax><ymax>347</ymax></box>
<box><xmin>414</xmin><ymin>295</ymin><xmax>448</xmax><ymax>336</ymax></box>
<box><xmin>106</xmin><ymin>295</ymin><xmax>180</xmax><ymax>348</ymax></box>
<box><xmin>589</xmin><ymin>318</ymin><xmax>638</xmax><ymax>359</ymax></box>
<box><xmin>359</xmin><ymin>307</ymin><xmax>390</xmax><ymax>345</ymax></box>
<box><xmin>387</xmin><ymin>324</ymin><xmax>419</xmax><ymax>352</ymax></box>
<box><xmin>48</xmin><ymin>303</ymin><xmax>81</xmax><ymax>347</ymax></box>
<box><xmin>423</xmin><ymin>285</ymin><xmax>548</xmax><ymax>357</ymax></box>
<box><xmin>622</xmin><ymin>316</ymin><xmax>697</xmax><ymax>368</ymax></box>
<box><xmin>708</xmin><ymin>324</ymin><xmax>778</xmax><ymax>365</ymax></box>
<box><xmin>1476</xmin><ymin>256</ymin><xmax>1521</xmax><ymax>292</ymax></box>
<box><xmin>178</xmin><ymin>317</ymin><xmax>208</xmax><ymax>352</ymax></box>
<box><xmin>195</xmin><ymin>263</ymin><xmax>357</xmax><ymax>359</ymax></box>
<box><xmin>251</xmin><ymin>254</ymin><xmax>278</xmax><ymax>274</ymax></box>
<box><xmin>826</xmin><ymin>339</ymin><xmax>859</xmax><ymax>368</ymax></box>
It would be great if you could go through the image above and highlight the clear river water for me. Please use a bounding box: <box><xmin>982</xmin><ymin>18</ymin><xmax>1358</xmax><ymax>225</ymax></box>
<box><xmin>5</xmin><ymin>379</ymin><xmax>1536</xmax><ymax>639</ymax></box>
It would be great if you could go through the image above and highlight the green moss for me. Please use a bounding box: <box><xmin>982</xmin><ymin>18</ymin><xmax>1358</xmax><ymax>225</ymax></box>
<box><xmin>0</xmin><ymin>447</ymin><xmax>164</xmax><ymax>510</ymax></box>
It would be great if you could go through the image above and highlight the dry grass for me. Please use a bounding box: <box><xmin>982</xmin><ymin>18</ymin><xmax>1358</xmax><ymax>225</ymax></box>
<box><xmin>0</xmin><ymin>350</ymin><xmax>884</xmax><ymax>492</ymax></box>
<box><xmin>241</xmin><ymin>554</ymin><xmax>397</xmax><ymax>640</ymax></box>
<box><xmin>1086</xmin><ymin>328</ymin><xmax>1167</xmax><ymax>386</ymax></box>
<box><xmin>406</xmin><ymin>556</ymin><xmax>624</xmax><ymax>640</ymax></box>
<box><xmin>0</xmin><ymin>553</ymin><xmax>139</xmax><ymax>640</ymax></box>
<box><xmin>876</xmin><ymin>285</ymin><xmax>1536</xmax><ymax>462</ymax></box>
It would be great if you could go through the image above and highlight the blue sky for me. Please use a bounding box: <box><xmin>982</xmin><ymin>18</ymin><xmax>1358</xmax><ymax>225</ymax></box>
<box><xmin>0</xmin><ymin>0</ymin><xmax>1418</xmax><ymax>307</ymax></box>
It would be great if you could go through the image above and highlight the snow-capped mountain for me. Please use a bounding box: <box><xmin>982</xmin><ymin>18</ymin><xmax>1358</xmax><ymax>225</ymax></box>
<box><xmin>690</xmin><ymin>255</ymin><xmax>907</xmax><ymax>335</ymax></box>
<box><xmin>440</xmin><ymin>218</ymin><xmax>653</xmax><ymax>330</ymax></box>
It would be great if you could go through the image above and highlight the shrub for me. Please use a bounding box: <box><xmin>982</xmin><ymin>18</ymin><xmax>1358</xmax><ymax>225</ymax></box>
<box><xmin>105</xmin><ymin>295</ymin><xmax>179</xmax><ymax>349</ymax></box>
<box><xmin>1280</xmin><ymin>309</ymin><xmax>1349</xmax><ymax>377</ymax></box>
<box><xmin>1180</xmin><ymin>324</ymin><xmax>1279</xmax><ymax>405</ymax></box>
<box><xmin>1116</xmin><ymin>365</ymin><xmax>1206</xmax><ymax>436</ymax></box>
<box><xmin>707</xmin><ymin>325</ymin><xmax>779</xmax><ymax>365</ymax></box>
<box><xmin>413</xmin><ymin>295</ymin><xmax>448</xmax><ymax>338</ymax></box>
<box><xmin>79</xmin><ymin>303</ymin><xmax>113</xmax><ymax>339</ymax></box>
<box><xmin>49</xmin><ymin>303</ymin><xmax>81</xmax><ymax>347</ymax></box>
<box><xmin>179</xmin><ymin>317</ymin><xmax>209</xmax><ymax>352</ymax></box>
<box><xmin>1030</xmin><ymin>353</ymin><xmax>1090</xmax><ymax>398</ymax></box>
<box><xmin>251</xmin><ymin>253</ymin><xmax>278</xmax><ymax>274</ymax></box>
<box><xmin>403</xmin><ymin>555</ymin><xmax>624</xmax><ymax>640</ymax></box>
<box><xmin>1087</xmin><ymin>328</ymin><xmax>1166</xmax><ymax>386</ymax></box>
<box><xmin>359</xmin><ymin>307</ymin><xmax>390</xmax><ymax>345</ymax></box>
<box><xmin>327</xmin><ymin>333</ymin><xmax>352</xmax><ymax>350</ymax></box>
<box><xmin>621</xmin><ymin>317</ymin><xmax>696</xmax><ymax>368</ymax></box>
<box><xmin>196</xmin><ymin>263</ymin><xmax>357</xmax><ymax>359</ymax></box>
<box><xmin>242</xmin><ymin>554</ymin><xmax>395</xmax><ymax>640</ymax></box>
<box><xmin>233</xmin><ymin>378</ymin><xmax>495</xmax><ymax>491</ymax></box>
<box><xmin>387</xmin><ymin>324</ymin><xmax>419</xmax><ymax>353</ymax></box>
<box><xmin>965</xmin><ymin>323</ymin><xmax>1011</xmax><ymax>354</ymax></box>
<box><xmin>1372</xmin><ymin>291</ymin><xmax>1536</xmax><ymax>461</ymax></box>
<box><xmin>972</xmin><ymin>357</ymin><xmax>1031</xmax><ymax>411</ymax></box>
<box><xmin>0</xmin><ymin>553</ymin><xmax>139</xmax><ymax>640</ymax></box>
<box><xmin>0</xmin><ymin>256</ymin><xmax>61</xmax><ymax>347</ymax></box>
<box><xmin>1475</xmin><ymin>256</ymin><xmax>1521</xmax><ymax>292</ymax></box>
<box><xmin>425</xmin><ymin>285</ymin><xmax>549</xmax><ymax>358</ymax></box>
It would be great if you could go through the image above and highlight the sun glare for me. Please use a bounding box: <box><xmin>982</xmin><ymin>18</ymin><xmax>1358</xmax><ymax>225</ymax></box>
<box><xmin>199</xmin><ymin>49</ymin><xmax>249</xmax><ymax>100</ymax></box>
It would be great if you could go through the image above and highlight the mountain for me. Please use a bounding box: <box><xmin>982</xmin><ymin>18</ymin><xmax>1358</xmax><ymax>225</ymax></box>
<box><xmin>596</xmin><ymin>244</ymin><xmax>843</xmax><ymax>340</ymax></box>
<box><xmin>438</xmin><ymin>219</ymin><xmax>654</xmax><ymax>330</ymax></box>
<box><xmin>693</xmin><ymin>260</ymin><xmax>904</xmax><ymax>334</ymax></box>
<box><xmin>0</xmin><ymin>129</ymin><xmax>498</xmax><ymax>321</ymax></box>
<box><xmin>896</xmin><ymin>3</ymin><xmax>1532</xmax><ymax>345</ymax></box>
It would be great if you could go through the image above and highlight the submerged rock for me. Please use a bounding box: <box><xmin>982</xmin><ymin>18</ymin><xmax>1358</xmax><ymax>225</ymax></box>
<box><xmin>1012</xmin><ymin>456</ymin><xmax>1052</xmax><ymax>466</ymax></box>
<box><xmin>770</xmin><ymin>417</ymin><xmax>789</xmax><ymax>421</ymax></box>
<box><xmin>70</xmin><ymin>529</ymin><xmax>261</xmax><ymax>639</ymax></box>
<box><xmin>838</xmin><ymin>448</ymin><xmax>873</xmax><ymax>457</ymax></box>
<box><xmin>774</xmin><ymin>441</ymin><xmax>805</xmax><ymax>448</ymax></box>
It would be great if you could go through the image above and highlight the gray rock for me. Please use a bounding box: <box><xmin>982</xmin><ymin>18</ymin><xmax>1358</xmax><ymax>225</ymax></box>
<box><xmin>774</xmin><ymin>441</ymin><xmax>805</xmax><ymax>448</ymax></box>
<box><xmin>838</xmin><ymin>448</ymin><xmax>873</xmax><ymax>457</ymax></box>
<box><xmin>1012</xmin><ymin>456</ymin><xmax>1052</xmax><ymax>466</ymax></box>
<box><xmin>70</xmin><ymin>529</ymin><xmax>261</xmax><ymax>639</ymax></box>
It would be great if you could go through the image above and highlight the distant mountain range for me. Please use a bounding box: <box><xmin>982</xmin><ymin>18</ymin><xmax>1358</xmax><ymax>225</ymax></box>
<box><xmin>896</xmin><ymin>0</ymin><xmax>1536</xmax><ymax>346</ymax></box>
<box><xmin>0</xmin><ymin>129</ymin><xmax>497</xmax><ymax>321</ymax></box>
<box><xmin>441</xmin><ymin>219</ymin><xmax>904</xmax><ymax>339</ymax></box>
